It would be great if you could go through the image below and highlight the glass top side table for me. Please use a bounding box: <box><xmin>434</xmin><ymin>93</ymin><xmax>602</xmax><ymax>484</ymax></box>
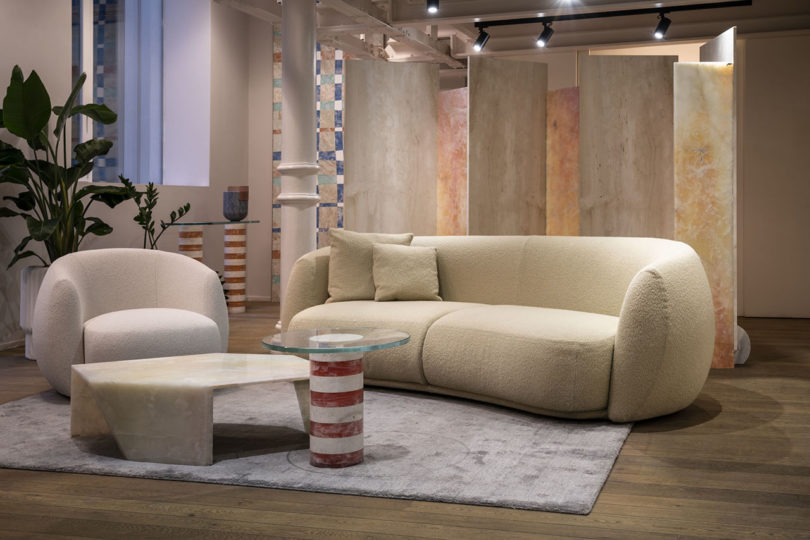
<box><xmin>262</xmin><ymin>327</ymin><xmax>410</xmax><ymax>468</ymax></box>
<box><xmin>169</xmin><ymin>220</ymin><xmax>260</xmax><ymax>314</ymax></box>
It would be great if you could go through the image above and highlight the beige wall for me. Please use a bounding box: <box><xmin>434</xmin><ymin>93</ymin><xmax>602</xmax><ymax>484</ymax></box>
<box><xmin>739</xmin><ymin>31</ymin><xmax>810</xmax><ymax>317</ymax></box>
<box><xmin>0</xmin><ymin>0</ymin><xmax>71</xmax><ymax>347</ymax></box>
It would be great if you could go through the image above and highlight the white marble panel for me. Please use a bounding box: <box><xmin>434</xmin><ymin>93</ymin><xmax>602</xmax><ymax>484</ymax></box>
<box><xmin>468</xmin><ymin>56</ymin><xmax>547</xmax><ymax>235</ymax></box>
<box><xmin>578</xmin><ymin>53</ymin><xmax>676</xmax><ymax>239</ymax></box>
<box><xmin>344</xmin><ymin>60</ymin><xmax>438</xmax><ymax>235</ymax></box>
<box><xmin>700</xmin><ymin>27</ymin><xmax>736</xmax><ymax>63</ymax></box>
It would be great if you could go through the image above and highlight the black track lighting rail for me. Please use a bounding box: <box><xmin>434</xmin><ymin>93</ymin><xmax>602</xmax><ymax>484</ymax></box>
<box><xmin>473</xmin><ymin>0</ymin><xmax>752</xmax><ymax>30</ymax></box>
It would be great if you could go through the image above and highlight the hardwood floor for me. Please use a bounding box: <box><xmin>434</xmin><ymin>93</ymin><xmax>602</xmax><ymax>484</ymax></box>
<box><xmin>1</xmin><ymin>304</ymin><xmax>808</xmax><ymax>539</ymax></box>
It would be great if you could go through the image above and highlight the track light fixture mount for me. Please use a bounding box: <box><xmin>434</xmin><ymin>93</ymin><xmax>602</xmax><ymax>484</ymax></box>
<box><xmin>471</xmin><ymin>0</ymin><xmax>751</xmax><ymax>51</ymax></box>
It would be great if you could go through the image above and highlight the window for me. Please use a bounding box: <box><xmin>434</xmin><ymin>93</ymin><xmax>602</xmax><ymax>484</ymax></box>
<box><xmin>72</xmin><ymin>0</ymin><xmax>210</xmax><ymax>186</ymax></box>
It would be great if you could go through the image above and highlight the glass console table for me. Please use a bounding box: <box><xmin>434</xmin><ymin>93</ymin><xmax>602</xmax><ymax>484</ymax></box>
<box><xmin>169</xmin><ymin>220</ymin><xmax>259</xmax><ymax>314</ymax></box>
<box><xmin>263</xmin><ymin>328</ymin><xmax>410</xmax><ymax>468</ymax></box>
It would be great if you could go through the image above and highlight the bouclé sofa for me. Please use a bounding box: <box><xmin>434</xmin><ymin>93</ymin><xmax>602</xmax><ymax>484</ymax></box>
<box><xmin>282</xmin><ymin>235</ymin><xmax>715</xmax><ymax>422</ymax></box>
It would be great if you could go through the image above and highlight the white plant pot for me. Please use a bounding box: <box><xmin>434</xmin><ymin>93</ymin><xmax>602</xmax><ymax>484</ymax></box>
<box><xmin>20</xmin><ymin>266</ymin><xmax>48</xmax><ymax>360</ymax></box>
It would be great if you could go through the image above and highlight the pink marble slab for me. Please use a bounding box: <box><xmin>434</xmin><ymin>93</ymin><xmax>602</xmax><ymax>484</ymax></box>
<box><xmin>546</xmin><ymin>87</ymin><xmax>580</xmax><ymax>236</ymax></box>
<box><xmin>437</xmin><ymin>88</ymin><xmax>468</xmax><ymax>236</ymax></box>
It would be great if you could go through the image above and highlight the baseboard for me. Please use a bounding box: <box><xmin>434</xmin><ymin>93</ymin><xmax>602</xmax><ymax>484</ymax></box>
<box><xmin>0</xmin><ymin>339</ymin><xmax>24</xmax><ymax>351</ymax></box>
<box><xmin>247</xmin><ymin>296</ymin><xmax>276</xmax><ymax>302</ymax></box>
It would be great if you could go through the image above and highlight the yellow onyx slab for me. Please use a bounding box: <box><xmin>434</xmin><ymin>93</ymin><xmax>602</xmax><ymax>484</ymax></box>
<box><xmin>70</xmin><ymin>353</ymin><xmax>310</xmax><ymax>466</ymax></box>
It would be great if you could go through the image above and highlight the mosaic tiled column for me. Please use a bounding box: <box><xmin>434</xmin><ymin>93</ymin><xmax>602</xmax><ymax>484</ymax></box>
<box><xmin>178</xmin><ymin>225</ymin><xmax>203</xmax><ymax>262</ymax></box>
<box><xmin>308</xmin><ymin>351</ymin><xmax>364</xmax><ymax>467</ymax></box>
<box><xmin>224</xmin><ymin>223</ymin><xmax>247</xmax><ymax>314</ymax></box>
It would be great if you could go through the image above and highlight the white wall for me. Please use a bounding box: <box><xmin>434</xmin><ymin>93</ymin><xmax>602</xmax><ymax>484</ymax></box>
<box><xmin>163</xmin><ymin>0</ymin><xmax>211</xmax><ymax>187</ymax></box>
<box><xmin>0</xmin><ymin>0</ymin><xmax>71</xmax><ymax>348</ymax></box>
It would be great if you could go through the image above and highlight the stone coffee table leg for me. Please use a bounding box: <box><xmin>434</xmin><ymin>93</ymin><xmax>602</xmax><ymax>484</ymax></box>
<box><xmin>308</xmin><ymin>352</ymin><xmax>364</xmax><ymax>467</ymax></box>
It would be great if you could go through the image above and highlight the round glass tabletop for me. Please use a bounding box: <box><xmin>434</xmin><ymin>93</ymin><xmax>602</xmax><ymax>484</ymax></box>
<box><xmin>262</xmin><ymin>327</ymin><xmax>410</xmax><ymax>355</ymax></box>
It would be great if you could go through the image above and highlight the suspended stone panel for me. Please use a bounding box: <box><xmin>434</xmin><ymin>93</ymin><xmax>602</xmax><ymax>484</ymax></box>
<box><xmin>546</xmin><ymin>87</ymin><xmax>580</xmax><ymax>236</ymax></box>
<box><xmin>674</xmin><ymin>62</ymin><xmax>735</xmax><ymax>368</ymax></box>
<box><xmin>437</xmin><ymin>87</ymin><xmax>468</xmax><ymax>236</ymax></box>
<box><xmin>579</xmin><ymin>54</ymin><xmax>676</xmax><ymax>239</ymax></box>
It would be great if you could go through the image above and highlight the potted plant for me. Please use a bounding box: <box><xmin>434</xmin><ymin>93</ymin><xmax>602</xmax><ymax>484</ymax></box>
<box><xmin>0</xmin><ymin>66</ymin><xmax>137</xmax><ymax>357</ymax></box>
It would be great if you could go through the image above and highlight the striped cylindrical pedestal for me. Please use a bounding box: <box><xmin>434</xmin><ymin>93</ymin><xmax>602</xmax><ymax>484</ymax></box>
<box><xmin>224</xmin><ymin>223</ymin><xmax>247</xmax><ymax>314</ymax></box>
<box><xmin>178</xmin><ymin>225</ymin><xmax>203</xmax><ymax>262</ymax></box>
<box><xmin>308</xmin><ymin>351</ymin><xmax>364</xmax><ymax>467</ymax></box>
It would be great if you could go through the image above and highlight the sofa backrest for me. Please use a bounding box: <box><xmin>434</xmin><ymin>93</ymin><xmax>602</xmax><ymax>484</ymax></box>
<box><xmin>412</xmin><ymin>235</ymin><xmax>695</xmax><ymax>317</ymax></box>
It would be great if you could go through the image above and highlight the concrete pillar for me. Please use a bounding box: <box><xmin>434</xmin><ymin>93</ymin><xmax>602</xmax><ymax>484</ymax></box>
<box><xmin>278</xmin><ymin>0</ymin><xmax>320</xmax><ymax>318</ymax></box>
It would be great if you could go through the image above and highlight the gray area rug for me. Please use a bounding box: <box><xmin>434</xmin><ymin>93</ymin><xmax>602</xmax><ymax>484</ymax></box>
<box><xmin>0</xmin><ymin>384</ymin><xmax>631</xmax><ymax>514</ymax></box>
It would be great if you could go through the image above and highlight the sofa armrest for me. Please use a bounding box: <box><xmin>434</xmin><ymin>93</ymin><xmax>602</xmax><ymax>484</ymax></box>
<box><xmin>281</xmin><ymin>247</ymin><xmax>330</xmax><ymax>331</ymax></box>
<box><xmin>609</xmin><ymin>246</ymin><xmax>715</xmax><ymax>422</ymax></box>
<box><xmin>32</xmin><ymin>271</ymin><xmax>85</xmax><ymax>396</ymax></box>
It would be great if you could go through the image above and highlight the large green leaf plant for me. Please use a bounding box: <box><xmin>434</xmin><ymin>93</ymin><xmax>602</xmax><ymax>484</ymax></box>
<box><xmin>0</xmin><ymin>65</ymin><xmax>136</xmax><ymax>268</ymax></box>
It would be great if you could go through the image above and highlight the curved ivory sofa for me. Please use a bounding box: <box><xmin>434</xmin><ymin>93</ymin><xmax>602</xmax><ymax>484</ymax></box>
<box><xmin>32</xmin><ymin>248</ymin><xmax>229</xmax><ymax>396</ymax></box>
<box><xmin>282</xmin><ymin>236</ymin><xmax>715</xmax><ymax>422</ymax></box>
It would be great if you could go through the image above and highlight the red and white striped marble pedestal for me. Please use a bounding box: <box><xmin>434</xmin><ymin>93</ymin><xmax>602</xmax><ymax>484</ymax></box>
<box><xmin>178</xmin><ymin>225</ymin><xmax>204</xmax><ymax>262</ymax></box>
<box><xmin>224</xmin><ymin>223</ymin><xmax>247</xmax><ymax>314</ymax></box>
<box><xmin>308</xmin><ymin>351</ymin><xmax>364</xmax><ymax>467</ymax></box>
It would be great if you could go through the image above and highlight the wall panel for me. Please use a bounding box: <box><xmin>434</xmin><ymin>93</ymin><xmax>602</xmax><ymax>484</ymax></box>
<box><xmin>546</xmin><ymin>87</ymin><xmax>580</xmax><ymax>236</ymax></box>
<box><xmin>437</xmin><ymin>88</ymin><xmax>468</xmax><ymax>236</ymax></box>
<box><xmin>579</xmin><ymin>54</ymin><xmax>676</xmax><ymax>238</ymax></box>
<box><xmin>468</xmin><ymin>57</ymin><xmax>547</xmax><ymax>235</ymax></box>
<box><xmin>740</xmin><ymin>33</ymin><xmax>810</xmax><ymax>317</ymax></box>
<box><xmin>674</xmin><ymin>63</ymin><xmax>735</xmax><ymax>368</ymax></box>
<box><xmin>344</xmin><ymin>60</ymin><xmax>438</xmax><ymax>235</ymax></box>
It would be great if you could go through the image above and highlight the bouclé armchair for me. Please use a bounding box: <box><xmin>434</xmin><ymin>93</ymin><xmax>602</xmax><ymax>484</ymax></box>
<box><xmin>32</xmin><ymin>248</ymin><xmax>229</xmax><ymax>396</ymax></box>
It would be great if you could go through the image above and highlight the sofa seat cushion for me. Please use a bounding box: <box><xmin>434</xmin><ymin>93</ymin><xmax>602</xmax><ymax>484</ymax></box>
<box><xmin>290</xmin><ymin>301</ymin><xmax>483</xmax><ymax>384</ymax></box>
<box><xmin>84</xmin><ymin>308</ymin><xmax>223</xmax><ymax>365</ymax></box>
<box><xmin>422</xmin><ymin>305</ymin><xmax>619</xmax><ymax>413</ymax></box>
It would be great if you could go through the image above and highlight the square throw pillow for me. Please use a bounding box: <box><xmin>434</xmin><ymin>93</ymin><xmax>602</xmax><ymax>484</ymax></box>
<box><xmin>372</xmin><ymin>243</ymin><xmax>442</xmax><ymax>302</ymax></box>
<box><xmin>327</xmin><ymin>229</ymin><xmax>414</xmax><ymax>302</ymax></box>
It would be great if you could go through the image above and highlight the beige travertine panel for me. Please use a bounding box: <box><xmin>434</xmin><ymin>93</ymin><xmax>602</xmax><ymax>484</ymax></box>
<box><xmin>344</xmin><ymin>60</ymin><xmax>438</xmax><ymax>235</ymax></box>
<box><xmin>468</xmin><ymin>56</ymin><xmax>547</xmax><ymax>236</ymax></box>
<box><xmin>578</xmin><ymin>53</ymin><xmax>676</xmax><ymax>239</ymax></box>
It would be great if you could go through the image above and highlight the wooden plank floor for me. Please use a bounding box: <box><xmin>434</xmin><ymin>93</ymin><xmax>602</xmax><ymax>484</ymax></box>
<box><xmin>1</xmin><ymin>304</ymin><xmax>808</xmax><ymax>539</ymax></box>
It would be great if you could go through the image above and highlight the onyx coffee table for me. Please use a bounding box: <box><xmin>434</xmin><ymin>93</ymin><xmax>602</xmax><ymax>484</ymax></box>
<box><xmin>70</xmin><ymin>353</ymin><xmax>311</xmax><ymax>466</ymax></box>
<box><xmin>263</xmin><ymin>328</ymin><xmax>409</xmax><ymax>468</ymax></box>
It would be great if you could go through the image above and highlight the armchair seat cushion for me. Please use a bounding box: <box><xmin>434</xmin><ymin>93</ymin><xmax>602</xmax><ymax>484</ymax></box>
<box><xmin>84</xmin><ymin>308</ymin><xmax>222</xmax><ymax>365</ymax></box>
<box><xmin>422</xmin><ymin>305</ymin><xmax>619</xmax><ymax>413</ymax></box>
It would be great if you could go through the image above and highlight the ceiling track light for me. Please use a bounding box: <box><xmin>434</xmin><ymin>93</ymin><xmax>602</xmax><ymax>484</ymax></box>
<box><xmin>472</xmin><ymin>1</ymin><xmax>750</xmax><ymax>47</ymax></box>
<box><xmin>473</xmin><ymin>28</ymin><xmax>491</xmax><ymax>52</ymax></box>
<box><xmin>653</xmin><ymin>13</ymin><xmax>672</xmax><ymax>39</ymax></box>
<box><xmin>536</xmin><ymin>22</ymin><xmax>554</xmax><ymax>48</ymax></box>
<box><xmin>427</xmin><ymin>0</ymin><xmax>438</xmax><ymax>15</ymax></box>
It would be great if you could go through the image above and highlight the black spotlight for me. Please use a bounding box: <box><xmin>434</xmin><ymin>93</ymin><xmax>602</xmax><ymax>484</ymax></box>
<box><xmin>473</xmin><ymin>29</ymin><xmax>490</xmax><ymax>52</ymax></box>
<box><xmin>654</xmin><ymin>14</ymin><xmax>671</xmax><ymax>39</ymax></box>
<box><xmin>427</xmin><ymin>0</ymin><xmax>439</xmax><ymax>14</ymax></box>
<box><xmin>536</xmin><ymin>22</ymin><xmax>554</xmax><ymax>48</ymax></box>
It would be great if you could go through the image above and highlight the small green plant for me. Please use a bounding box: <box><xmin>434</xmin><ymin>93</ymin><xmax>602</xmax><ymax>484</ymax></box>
<box><xmin>125</xmin><ymin>178</ymin><xmax>190</xmax><ymax>249</ymax></box>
